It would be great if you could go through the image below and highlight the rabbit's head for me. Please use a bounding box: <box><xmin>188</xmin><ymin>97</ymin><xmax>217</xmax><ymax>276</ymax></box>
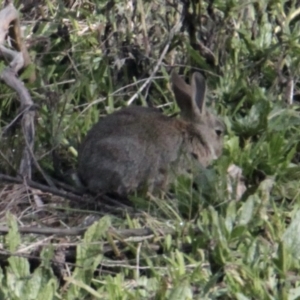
<box><xmin>171</xmin><ymin>71</ymin><xmax>224</xmax><ymax>167</ymax></box>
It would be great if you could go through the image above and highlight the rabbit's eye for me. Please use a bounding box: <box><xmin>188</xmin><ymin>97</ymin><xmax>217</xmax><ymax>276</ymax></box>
<box><xmin>191</xmin><ymin>152</ymin><xmax>198</xmax><ymax>160</ymax></box>
<box><xmin>215</xmin><ymin>129</ymin><xmax>223</xmax><ymax>137</ymax></box>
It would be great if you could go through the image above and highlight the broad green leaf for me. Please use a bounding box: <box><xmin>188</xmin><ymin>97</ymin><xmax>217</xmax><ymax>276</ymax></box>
<box><xmin>5</xmin><ymin>213</ymin><xmax>21</xmax><ymax>252</ymax></box>
<box><xmin>167</xmin><ymin>280</ymin><xmax>193</xmax><ymax>300</ymax></box>
<box><xmin>238</xmin><ymin>195</ymin><xmax>255</xmax><ymax>225</ymax></box>
<box><xmin>36</xmin><ymin>278</ymin><xmax>57</xmax><ymax>300</ymax></box>
<box><xmin>282</xmin><ymin>209</ymin><xmax>300</xmax><ymax>259</ymax></box>
<box><xmin>288</xmin><ymin>286</ymin><xmax>300</xmax><ymax>300</ymax></box>
<box><xmin>7</xmin><ymin>257</ymin><xmax>30</xmax><ymax>279</ymax></box>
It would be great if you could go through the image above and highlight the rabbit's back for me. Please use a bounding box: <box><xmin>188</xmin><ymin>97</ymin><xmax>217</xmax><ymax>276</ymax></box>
<box><xmin>78</xmin><ymin>106</ymin><xmax>184</xmax><ymax>195</ymax></box>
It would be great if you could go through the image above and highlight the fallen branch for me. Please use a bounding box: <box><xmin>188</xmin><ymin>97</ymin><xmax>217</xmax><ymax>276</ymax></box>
<box><xmin>0</xmin><ymin>225</ymin><xmax>162</xmax><ymax>237</ymax></box>
<box><xmin>0</xmin><ymin>3</ymin><xmax>36</xmax><ymax>179</ymax></box>
<box><xmin>0</xmin><ymin>173</ymin><xmax>135</xmax><ymax>211</ymax></box>
<box><xmin>0</xmin><ymin>173</ymin><xmax>83</xmax><ymax>203</ymax></box>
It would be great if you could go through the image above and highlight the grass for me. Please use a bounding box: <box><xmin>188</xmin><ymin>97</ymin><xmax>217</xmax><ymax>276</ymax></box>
<box><xmin>1</xmin><ymin>0</ymin><xmax>300</xmax><ymax>299</ymax></box>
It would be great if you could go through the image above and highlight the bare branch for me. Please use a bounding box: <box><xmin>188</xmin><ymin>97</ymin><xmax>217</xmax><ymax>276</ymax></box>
<box><xmin>0</xmin><ymin>3</ymin><xmax>36</xmax><ymax>179</ymax></box>
<box><xmin>126</xmin><ymin>21</ymin><xmax>182</xmax><ymax>105</ymax></box>
<box><xmin>0</xmin><ymin>4</ymin><xmax>18</xmax><ymax>44</ymax></box>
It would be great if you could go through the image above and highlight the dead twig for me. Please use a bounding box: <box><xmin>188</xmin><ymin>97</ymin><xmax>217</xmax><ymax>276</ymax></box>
<box><xmin>0</xmin><ymin>173</ymin><xmax>136</xmax><ymax>211</ymax></box>
<box><xmin>0</xmin><ymin>173</ymin><xmax>83</xmax><ymax>203</ymax></box>
<box><xmin>126</xmin><ymin>20</ymin><xmax>182</xmax><ymax>105</ymax></box>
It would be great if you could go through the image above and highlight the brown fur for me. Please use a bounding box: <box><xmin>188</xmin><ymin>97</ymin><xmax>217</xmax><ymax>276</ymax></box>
<box><xmin>78</xmin><ymin>71</ymin><xmax>224</xmax><ymax>196</ymax></box>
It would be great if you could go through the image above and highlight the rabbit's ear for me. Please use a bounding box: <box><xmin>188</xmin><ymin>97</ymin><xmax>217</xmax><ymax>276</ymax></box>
<box><xmin>171</xmin><ymin>71</ymin><xmax>195</xmax><ymax>120</ymax></box>
<box><xmin>171</xmin><ymin>71</ymin><xmax>191</xmax><ymax>102</ymax></box>
<box><xmin>171</xmin><ymin>71</ymin><xmax>206</xmax><ymax>120</ymax></box>
<box><xmin>191</xmin><ymin>72</ymin><xmax>206</xmax><ymax>114</ymax></box>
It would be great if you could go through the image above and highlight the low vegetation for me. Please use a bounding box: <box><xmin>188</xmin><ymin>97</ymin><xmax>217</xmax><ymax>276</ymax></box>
<box><xmin>1</xmin><ymin>0</ymin><xmax>300</xmax><ymax>299</ymax></box>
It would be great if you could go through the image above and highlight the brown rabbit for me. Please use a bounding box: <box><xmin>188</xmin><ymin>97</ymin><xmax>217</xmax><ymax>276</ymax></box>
<box><xmin>78</xmin><ymin>71</ymin><xmax>224</xmax><ymax>196</ymax></box>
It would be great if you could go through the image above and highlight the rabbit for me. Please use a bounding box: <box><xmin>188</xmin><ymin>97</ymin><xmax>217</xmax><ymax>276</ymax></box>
<box><xmin>78</xmin><ymin>70</ymin><xmax>225</xmax><ymax>196</ymax></box>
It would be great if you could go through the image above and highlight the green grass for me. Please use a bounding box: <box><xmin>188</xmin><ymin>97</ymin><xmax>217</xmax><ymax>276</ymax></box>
<box><xmin>2</xmin><ymin>0</ymin><xmax>300</xmax><ymax>299</ymax></box>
